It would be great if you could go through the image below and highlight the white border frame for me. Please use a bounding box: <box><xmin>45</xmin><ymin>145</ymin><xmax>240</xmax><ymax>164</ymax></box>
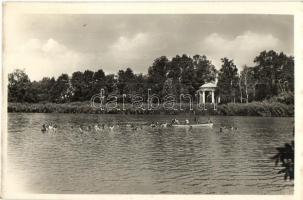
<box><xmin>2</xmin><ymin>1</ymin><xmax>302</xmax><ymax>200</ymax></box>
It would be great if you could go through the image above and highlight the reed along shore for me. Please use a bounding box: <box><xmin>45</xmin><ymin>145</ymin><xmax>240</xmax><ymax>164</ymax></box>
<box><xmin>8</xmin><ymin>101</ymin><xmax>294</xmax><ymax>117</ymax></box>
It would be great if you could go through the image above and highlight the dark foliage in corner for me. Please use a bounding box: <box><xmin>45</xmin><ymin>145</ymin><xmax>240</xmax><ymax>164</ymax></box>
<box><xmin>271</xmin><ymin>140</ymin><xmax>294</xmax><ymax>180</ymax></box>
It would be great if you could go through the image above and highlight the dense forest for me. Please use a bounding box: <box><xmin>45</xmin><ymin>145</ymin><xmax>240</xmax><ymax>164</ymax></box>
<box><xmin>8</xmin><ymin>50</ymin><xmax>294</xmax><ymax>108</ymax></box>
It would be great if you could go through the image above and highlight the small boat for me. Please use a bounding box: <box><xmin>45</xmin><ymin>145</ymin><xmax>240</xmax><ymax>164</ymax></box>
<box><xmin>172</xmin><ymin>123</ymin><xmax>213</xmax><ymax>128</ymax></box>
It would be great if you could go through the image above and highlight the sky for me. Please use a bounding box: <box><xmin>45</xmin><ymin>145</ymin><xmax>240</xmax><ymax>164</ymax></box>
<box><xmin>4</xmin><ymin>14</ymin><xmax>293</xmax><ymax>81</ymax></box>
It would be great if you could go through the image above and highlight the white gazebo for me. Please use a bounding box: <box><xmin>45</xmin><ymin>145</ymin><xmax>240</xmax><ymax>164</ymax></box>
<box><xmin>197</xmin><ymin>82</ymin><xmax>217</xmax><ymax>104</ymax></box>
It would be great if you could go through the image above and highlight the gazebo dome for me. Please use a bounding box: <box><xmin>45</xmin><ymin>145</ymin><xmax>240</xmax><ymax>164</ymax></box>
<box><xmin>200</xmin><ymin>82</ymin><xmax>217</xmax><ymax>89</ymax></box>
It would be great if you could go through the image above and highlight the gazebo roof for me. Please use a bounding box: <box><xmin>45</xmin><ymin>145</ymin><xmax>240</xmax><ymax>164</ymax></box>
<box><xmin>200</xmin><ymin>82</ymin><xmax>217</xmax><ymax>88</ymax></box>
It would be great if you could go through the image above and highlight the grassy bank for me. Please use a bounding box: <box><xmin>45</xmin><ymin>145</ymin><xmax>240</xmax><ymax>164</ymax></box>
<box><xmin>216</xmin><ymin>101</ymin><xmax>294</xmax><ymax>117</ymax></box>
<box><xmin>7</xmin><ymin>101</ymin><xmax>294</xmax><ymax>117</ymax></box>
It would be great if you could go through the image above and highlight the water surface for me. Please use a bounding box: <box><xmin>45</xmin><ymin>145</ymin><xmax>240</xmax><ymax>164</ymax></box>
<box><xmin>7</xmin><ymin>113</ymin><xmax>294</xmax><ymax>194</ymax></box>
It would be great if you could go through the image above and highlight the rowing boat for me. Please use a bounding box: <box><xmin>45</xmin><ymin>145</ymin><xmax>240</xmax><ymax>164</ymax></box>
<box><xmin>171</xmin><ymin>123</ymin><xmax>213</xmax><ymax>128</ymax></box>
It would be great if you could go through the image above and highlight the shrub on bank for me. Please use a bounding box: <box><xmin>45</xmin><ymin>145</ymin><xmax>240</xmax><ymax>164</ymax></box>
<box><xmin>7</xmin><ymin>101</ymin><xmax>294</xmax><ymax>117</ymax></box>
<box><xmin>216</xmin><ymin>101</ymin><xmax>294</xmax><ymax>117</ymax></box>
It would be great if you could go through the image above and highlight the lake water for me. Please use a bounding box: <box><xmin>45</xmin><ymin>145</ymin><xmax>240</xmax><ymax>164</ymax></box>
<box><xmin>6</xmin><ymin>113</ymin><xmax>294</xmax><ymax>194</ymax></box>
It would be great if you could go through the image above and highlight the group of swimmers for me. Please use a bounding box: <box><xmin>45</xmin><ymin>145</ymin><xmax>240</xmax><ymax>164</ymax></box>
<box><xmin>151</xmin><ymin>118</ymin><xmax>194</xmax><ymax>127</ymax></box>
<box><xmin>41</xmin><ymin>123</ymin><xmax>58</xmax><ymax>132</ymax></box>
<box><xmin>41</xmin><ymin>119</ymin><xmax>183</xmax><ymax>134</ymax></box>
<box><xmin>149</xmin><ymin>118</ymin><xmax>191</xmax><ymax>128</ymax></box>
<box><xmin>41</xmin><ymin>118</ymin><xmax>217</xmax><ymax>134</ymax></box>
<box><xmin>72</xmin><ymin>123</ymin><xmax>144</xmax><ymax>133</ymax></box>
<box><xmin>219</xmin><ymin>126</ymin><xmax>238</xmax><ymax>133</ymax></box>
<box><xmin>75</xmin><ymin>119</ymin><xmax>197</xmax><ymax>133</ymax></box>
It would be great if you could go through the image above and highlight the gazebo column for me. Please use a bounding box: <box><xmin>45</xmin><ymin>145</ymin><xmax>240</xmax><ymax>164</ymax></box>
<box><xmin>202</xmin><ymin>91</ymin><xmax>205</xmax><ymax>104</ymax></box>
<box><xmin>211</xmin><ymin>90</ymin><xmax>215</xmax><ymax>104</ymax></box>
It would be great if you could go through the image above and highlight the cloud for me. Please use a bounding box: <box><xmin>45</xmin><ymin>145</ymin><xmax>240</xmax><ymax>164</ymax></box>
<box><xmin>4</xmin><ymin>33</ymin><xmax>157</xmax><ymax>80</ymax></box>
<box><xmin>5</xmin><ymin>38</ymin><xmax>94</xmax><ymax>81</ymax></box>
<box><xmin>202</xmin><ymin>31</ymin><xmax>281</xmax><ymax>69</ymax></box>
<box><xmin>4</xmin><ymin>31</ymin><xmax>287</xmax><ymax>81</ymax></box>
<box><xmin>5</xmin><ymin>14</ymin><xmax>293</xmax><ymax>80</ymax></box>
<box><xmin>101</xmin><ymin>33</ymin><xmax>156</xmax><ymax>72</ymax></box>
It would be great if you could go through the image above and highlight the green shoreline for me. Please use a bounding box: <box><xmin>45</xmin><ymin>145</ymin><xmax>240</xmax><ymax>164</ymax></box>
<box><xmin>8</xmin><ymin>102</ymin><xmax>294</xmax><ymax>117</ymax></box>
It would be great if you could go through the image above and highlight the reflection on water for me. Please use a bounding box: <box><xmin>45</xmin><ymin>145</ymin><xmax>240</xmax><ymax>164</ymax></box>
<box><xmin>7</xmin><ymin>113</ymin><xmax>294</xmax><ymax>194</ymax></box>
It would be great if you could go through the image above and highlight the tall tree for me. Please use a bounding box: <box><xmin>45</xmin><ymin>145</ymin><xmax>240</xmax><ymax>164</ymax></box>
<box><xmin>277</xmin><ymin>53</ymin><xmax>294</xmax><ymax>92</ymax></box>
<box><xmin>51</xmin><ymin>74</ymin><xmax>73</xmax><ymax>103</ymax></box>
<box><xmin>70</xmin><ymin>70</ymin><xmax>94</xmax><ymax>101</ymax></box>
<box><xmin>162</xmin><ymin>78</ymin><xmax>177</xmax><ymax>97</ymax></box>
<box><xmin>117</xmin><ymin>67</ymin><xmax>136</xmax><ymax>95</ymax></box>
<box><xmin>179</xmin><ymin>54</ymin><xmax>195</xmax><ymax>95</ymax></box>
<box><xmin>105</xmin><ymin>74</ymin><xmax>118</xmax><ymax>95</ymax></box>
<box><xmin>216</xmin><ymin>58</ymin><xmax>239</xmax><ymax>103</ymax></box>
<box><xmin>147</xmin><ymin>56</ymin><xmax>169</xmax><ymax>98</ymax></box>
<box><xmin>71</xmin><ymin>71</ymin><xmax>84</xmax><ymax>101</ymax></box>
<box><xmin>239</xmin><ymin>65</ymin><xmax>258</xmax><ymax>103</ymax></box>
<box><xmin>83</xmin><ymin>70</ymin><xmax>94</xmax><ymax>100</ymax></box>
<box><xmin>192</xmin><ymin>55</ymin><xmax>217</xmax><ymax>90</ymax></box>
<box><xmin>28</xmin><ymin>77</ymin><xmax>56</xmax><ymax>102</ymax></box>
<box><xmin>253</xmin><ymin>50</ymin><xmax>294</xmax><ymax>98</ymax></box>
<box><xmin>8</xmin><ymin>69</ymin><xmax>32</xmax><ymax>102</ymax></box>
<box><xmin>92</xmin><ymin>69</ymin><xmax>106</xmax><ymax>96</ymax></box>
<box><xmin>134</xmin><ymin>73</ymin><xmax>147</xmax><ymax>97</ymax></box>
<box><xmin>39</xmin><ymin>77</ymin><xmax>56</xmax><ymax>102</ymax></box>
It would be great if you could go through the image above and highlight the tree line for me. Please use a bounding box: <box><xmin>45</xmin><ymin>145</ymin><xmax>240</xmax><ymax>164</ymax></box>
<box><xmin>8</xmin><ymin>50</ymin><xmax>294</xmax><ymax>104</ymax></box>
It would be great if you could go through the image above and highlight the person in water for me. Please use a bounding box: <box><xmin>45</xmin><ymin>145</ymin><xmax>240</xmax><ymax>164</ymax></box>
<box><xmin>41</xmin><ymin>124</ymin><xmax>47</xmax><ymax>132</ymax></box>
<box><xmin>161</xmin><ymin>123</ymin><xmax>168</xmax><ymax>128</ymax></box>
<box><xmin>194</xmin><ymin>116</ymin><xmax>199</xmax><ymax>124</ymax></box>
<box><xmin>94</xmin><ymin>124</ymin><xmax>100</xmax><ymax>131</ymax></box>
<box><xmin>131</xmin><ymin>124</ymin><xmax>138</xmax><ymax>131</ymax></box>
<box><xmin>150</xmin><ymin>121</ymin><xmax>157</xmax><ymax>127</ymax></box>
<box><xmin>79</xmin><ymin>125</ymin><xmax>84</xmax><ymax>133</ymax></box>
<box><xmin>41</xmin><ymin>123</ymin><xmax>57</xmax><ymax>132</ymax></box>
<box><xmin>53</xmin><ymin>124</ymin><xmax>57</xmax><ymax>132</ymax></box>
<box><xmin>172</xmin><ymin>119</ymin><xmax>180</xmax><ymax>124</ymax></box>
<box><xmin>109</xmin><ymin>125</ymin><xmax>115</xmax><ymax>131</ymax></box>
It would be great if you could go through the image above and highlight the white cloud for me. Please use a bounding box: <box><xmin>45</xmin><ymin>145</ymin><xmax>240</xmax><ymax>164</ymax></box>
<box><xmin>202</xmin><ymin>31</ymin><xmax>281</xmax><ymax>70</ymax></box>
<box><xmin>4</xmin><ymin>31</ymin><xmax>286</xmax><ymax>81</ymax></box>
<box><xmin>110</xmin><ymin>33</ymin><xmax>148</xmax><ymax>53</ymax></box>
<box><xmin>41</xmin><ymin>38</ymin><xmax>67</xmax><ymax>54</ymax></box>
<box><xmin>4</xmin><ymin>34</ymin><xmax>155</xmax><ymax>80</ymax></box>
<box><xmin>102</xmin><ymin>33</ymin><xmax>154</xmax><ymax>71</ymax></box>
<box><xmin>5</xmin><ymin>38</ymin><xmax>93</xmax><ymax>80</ymax></box>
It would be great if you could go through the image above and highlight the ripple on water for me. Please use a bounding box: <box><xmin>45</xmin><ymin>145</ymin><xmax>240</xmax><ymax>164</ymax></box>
<box><xmin>7</xmin><ymin>113</ymin><xmax>294</xmax><ymax>194</ymax></box>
